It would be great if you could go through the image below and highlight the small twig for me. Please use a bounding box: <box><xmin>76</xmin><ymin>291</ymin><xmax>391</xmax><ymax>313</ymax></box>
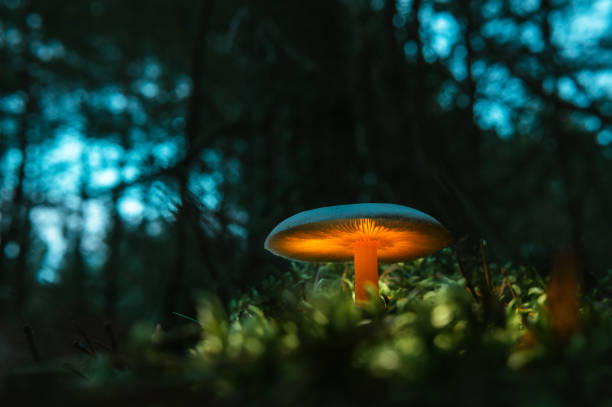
<box><xmin>480</xmin><ymin>239</ymin><xmax>492</xmax><ymax>292</ymax></box>
<box><xmin>73</xmin><ymin>340</ymin><xmax>94</xmax><ymax>357</ymax></box>
<box><xmin>104</xmin><ymin>321</ymin><xmax>118</xmax><ymax>352</ymax></box>
<box><xmin>501</xmin><ymin>267</ymin><xmax>527</xmax><ymax>325</ymax></box>
<box><xmin>23</xmin><ymin>324</ymin><xmax>41</xmax><ymax>363</ymax></box>
<box><xmin>454</xmin><ymin>250</ymin><xmax>479</xmax><ymax>302</ymax></box>
<box><xmin>172</xmin><ymin>312</ymin><xmax>201</xmax><ymax>326</ymax></box>
<box><xmin>74</xmin><ymin>322</ymin><xmax>95</xmax><ymax>355</ymax></box>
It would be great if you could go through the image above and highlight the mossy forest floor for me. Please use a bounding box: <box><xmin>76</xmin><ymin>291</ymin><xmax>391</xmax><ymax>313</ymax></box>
<box><xmin>3</xmin><ymin>249</ymin><xmax>612</xmax><ymax>406</ymax></box>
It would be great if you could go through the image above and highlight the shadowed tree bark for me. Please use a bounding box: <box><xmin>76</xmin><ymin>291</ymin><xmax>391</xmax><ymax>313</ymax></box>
<box><xmin>389</xmin><ymin>0</ymin><xmax>489</xmax><ymax>242</ymax></box>
<box><xmin>461</xmin><ymin>0</ymin><xmax>480</xmax><ymax>178</ymax></box>
<box><xmin>2</xmin><ymin>4</ymin><xmax>35</xmax><ymax>315</ymax></box>
<box><xmin>72</xmin><ymin>152</ymin><xmax>90</xmax><ymax>315</ymax></box>
<box><xmin>9</xmin><ymin>71</ymin><xmax>34</xmax><ymax>316</ymax></box>
<box><xmin>13</xmin><ymin>90</ymin><xmax>32</xmax><ymax>315</ymax></box>
<box><xmin>104</xmin><ymin>188</ymin><xmax>122</xmax><ymax>320</ymax></box>
<box><xmin>104</xmin><ymin>130</ymin><xmax>129</xmax><ymax>321</ymax></box>
<box><xmin>541</xmin><ymin>0</ymin><xmax>588</xmax><ymax>275</ymax></box>
<box><xmin>163</xmin><ymin>0</ymin><xmax>215</xmax><ymax>325</ymax></box>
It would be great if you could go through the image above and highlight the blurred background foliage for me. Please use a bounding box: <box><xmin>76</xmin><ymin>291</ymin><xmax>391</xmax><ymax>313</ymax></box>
<box><xmin>1</xmin><ymin>0</ymin><xmax>611</xmax><ymax>383</ymax></box>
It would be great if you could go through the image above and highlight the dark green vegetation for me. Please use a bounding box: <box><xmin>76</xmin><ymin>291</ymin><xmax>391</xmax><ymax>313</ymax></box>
<box><xmin>4</xmin><ymin>249</ymin><xmax>612</xmax><ymax>406</ymax></box>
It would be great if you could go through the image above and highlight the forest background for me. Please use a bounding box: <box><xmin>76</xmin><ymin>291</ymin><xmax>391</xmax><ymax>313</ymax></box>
<box><xmin>0</xmin><ymin>0</ymin><xmax>611</xmax><ymax>370</ymax></box>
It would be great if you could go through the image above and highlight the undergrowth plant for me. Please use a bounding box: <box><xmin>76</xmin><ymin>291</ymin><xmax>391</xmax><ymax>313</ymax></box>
<box><xmin>4</xmin><ymin>248</ymin><xmax>612</xmax><ymax>406</ymax></box>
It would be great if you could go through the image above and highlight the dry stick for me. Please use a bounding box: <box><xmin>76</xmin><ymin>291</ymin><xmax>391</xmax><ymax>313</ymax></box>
<box><xmin>105</xmin><ymin>321</ymin><xmax>118</xmax><ymax>352</ymax></box>
<box><xmin>501</xmin><ymin>267</ymin><xmax>527</xmax><ymax>325</ymax></box>
<box><xmin>23</xmin><ymin>324</ymin><xmax>40</xmax><ymax>363</ymax></box>
<box><xmin>455</xmin><ymin>251</ymin><xmax>479</xmax><ymax>302</ymax></box>
<box><xmin>479</xmin><ymin>239</ymin><xmax>492</xmax><ymax>292</ymax></box>
<box><xmin>75</xmin><ymin>322</ymin><xmax>95</xmax><ymax>354</ymax></box>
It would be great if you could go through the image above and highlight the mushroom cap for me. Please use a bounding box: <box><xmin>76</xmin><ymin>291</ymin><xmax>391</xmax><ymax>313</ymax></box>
<box><xmin>264</xmin><ymin>203</ymin><xmax>453</xmax><ymax>263</ymax></box>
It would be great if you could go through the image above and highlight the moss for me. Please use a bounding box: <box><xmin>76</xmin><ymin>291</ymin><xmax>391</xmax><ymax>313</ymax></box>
<box><xmin>4</xmin><ymin>249</ymin><xmax>611</xmax><ymax>406</ymax></box>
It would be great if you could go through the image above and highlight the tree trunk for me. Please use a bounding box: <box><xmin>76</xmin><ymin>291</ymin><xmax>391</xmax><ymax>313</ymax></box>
<box><xmin>11</xmin><ymin>69</ymin><xmax>33</xmax><ymax>316</ymax></box>
<box><xmin>163</xmin><ymin>0</ymin><xmax>214</xmax><ymax>325</ymax></box>
<box><xmin>104</xmin><ymin>189</ymin><xmax>122</xmax><ymax>320</ymax></box>
<box><xmin>462</xmin><ymin>0</ymin><xmax>481</xmax><ymax>176</ymax></box>
<box><xmin>542</xmin><ymin>0</ymin><xmax>587</xmax><ymax>272</ymax></box>
<box><xmin>72</xmin><ymin>152</ymin><xmax>90</xmax><ymax>315</ymax></box>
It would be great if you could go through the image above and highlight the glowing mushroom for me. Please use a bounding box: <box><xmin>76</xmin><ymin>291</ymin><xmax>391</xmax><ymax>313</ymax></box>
<box><xmin>264</xmin><ymin>203</ymin><xmax>453</xmax><ymax>303</ymax></box>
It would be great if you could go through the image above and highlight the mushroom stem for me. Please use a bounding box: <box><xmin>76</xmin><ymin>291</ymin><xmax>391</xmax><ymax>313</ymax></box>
<box><xmin>353</xmin><ymin>240</ymin><xmax>379</xmax><ymax>303</ymax></box>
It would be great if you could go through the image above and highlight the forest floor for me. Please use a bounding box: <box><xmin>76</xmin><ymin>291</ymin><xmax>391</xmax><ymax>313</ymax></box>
<box><xmin>2</xmin><ymin>249</ymin><xmax>611</xmax><ymax>406</ymax></box>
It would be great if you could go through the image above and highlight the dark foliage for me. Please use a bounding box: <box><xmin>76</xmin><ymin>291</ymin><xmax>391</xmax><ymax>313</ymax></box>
<box><xmin>3</xmin><ymin>251</ymin><xmax>612</xmax><ymax>405</ymax></box>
